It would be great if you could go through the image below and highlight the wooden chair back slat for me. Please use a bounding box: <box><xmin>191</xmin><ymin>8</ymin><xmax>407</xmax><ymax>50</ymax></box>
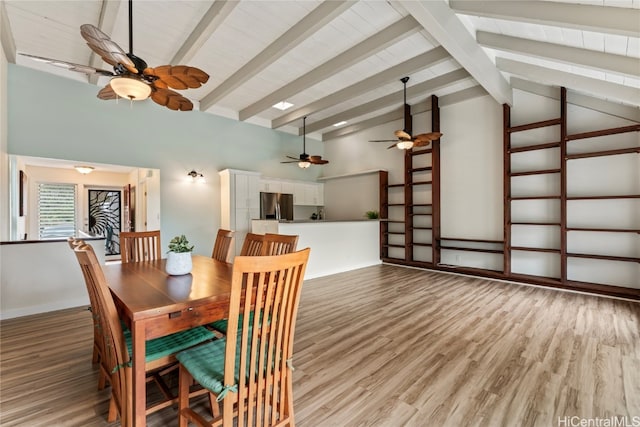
<box><xmin>120</xmin><ymin>230</ymin><xmax>161</xmax><ymax>263</ymax></box>
<box><xmin>211</xmin><ymin>229</ymin><xmax>235</xmax><ymax>263</ymax></box>
<box><xmin>262</xmin><ymin>233</ymin><xmax>298</xmax><ymax>256</ymax></box>
<box><xmin>239</xmin><ymin>233</ymin><xmax>264</xmax><ymax>256</ymax></box>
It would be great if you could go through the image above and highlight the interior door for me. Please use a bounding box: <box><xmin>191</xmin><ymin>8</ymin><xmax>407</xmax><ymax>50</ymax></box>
<box><xmin>88</xmin><ymin>188</ymin><xmax>122</xmax><ymax>256</ymax></box>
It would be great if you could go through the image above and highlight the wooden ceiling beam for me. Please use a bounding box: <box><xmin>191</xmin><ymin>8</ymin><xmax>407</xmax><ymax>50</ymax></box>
<box><xmin>477</xmin><ymin>31</ymin><xmax>639</xmax><ymax>78</ymax></box>
<box><xmin>1</xmin><ymin>1</ymin><xmax>16</xmax><ymax>63</ymax></box>
<box><xmin>497</xmin><ymin>58</ymin><xmax>640</xmax><ymax>107</ymax></box>
<box><xmin>272</xmin><ymin>46</ymin><xmax>450</xmax><ymax>129</ymax></box>
<box><xmin>307</xmin><ymin>68</ymin><xmax>470</xmax><ymax>135</ymax></box>
<box><xmin>399</xmin><ymin>0</ymin><xmax>512</xmax><ymax>106</ymax></box>
<box><xmin>200</xmin><ymin>1</ymin><xmax>353</xmax><ymax>111</ymax></box>
<box><xmin>321</xmin><ymin>85</ymin><xmax>486</xmax><ymax>141</ymax></box>
<box><xmin>238</xmin><ymin>15</ymin><xmax>421</xmax><ymax>121</ymax></box>
<box><xmin>450</xmin><ymin>0</ymin><xmax>640</xmax><ymax>37</ymax></box>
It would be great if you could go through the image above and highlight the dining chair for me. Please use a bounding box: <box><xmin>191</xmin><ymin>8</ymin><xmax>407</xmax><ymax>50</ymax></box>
<box><xmin>211</xmin><ymin>229</ymin><xmax>235</xmax><ymax>263</ymax></box>
<box><xmin>71</xmin><ymin>241</ymin><xmax>216</xmax><ymax>424</ymax></box>
<box><xmin>177</xmin><ymin>248</ymin><xmax>311</xmax><ymax>427</ymax></box>
<box><xmin>209</xmin><ymin>233</ymin><xmax>299</xmax><ymax>336</ymax></box>
<box><xmin>68</xmin><ymin>237</ymin><xmax>109</xmax><ymax>390</ymax></box>
<box><xmin>239</xmin><ymin>232</ymin><xmax>264</xmax><ymax>256</ymax></box>
<box><xmin>262</xmin><ymin>233</ymin><xmax>298</xmax><ymax>255</ymax></box>
<box><xmin>120</xmin><ymin>230</ymin><xmax>161</xmax><ymax>263</ymax></box>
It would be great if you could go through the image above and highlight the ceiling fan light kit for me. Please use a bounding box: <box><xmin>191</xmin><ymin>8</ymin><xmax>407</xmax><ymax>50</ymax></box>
<box><xmin>369</xmin><ymin>76</ymin><xmax>443</xmax><ymax>150</ymax></box>
<box><xmin>19</xmin><ymin>0</ymin><xmax>208</xmax><ymax>112</ymax></box>
<box><xmin>110</xmin><ymin>76</ymin><xmax>151</xmax><ymax>101</ymax></box>
<box><xmin>281</xmin><ymin>116</ymin><xmax>330</xmax><ymax>168</ymax></box>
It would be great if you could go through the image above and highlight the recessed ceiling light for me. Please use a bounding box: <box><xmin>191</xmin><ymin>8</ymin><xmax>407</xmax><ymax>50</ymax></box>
<box><xmin>272</xmin><ymin>101</ymin><xmax>294</xmax><ymax>111</ymax></box>
<box><xmin>333</xmin><ymin>121</ymin><xmax>347</xmax><ymax>127</ymax></box>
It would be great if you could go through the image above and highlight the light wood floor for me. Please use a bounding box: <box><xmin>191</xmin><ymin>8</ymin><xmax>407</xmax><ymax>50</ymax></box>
<box><xmin>1</xmin><ymin>264</ymin><xmax>638</xmax><ymax>426</ymax></box>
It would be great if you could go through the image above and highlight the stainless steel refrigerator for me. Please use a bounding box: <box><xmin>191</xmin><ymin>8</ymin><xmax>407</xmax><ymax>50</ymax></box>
<box><xmin>260</xmin><ymin>192</ymin><xmax>294</xmax><ymax>221</ymax></box>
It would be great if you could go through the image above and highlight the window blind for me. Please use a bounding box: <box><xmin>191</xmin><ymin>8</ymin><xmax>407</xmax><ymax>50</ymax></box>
<box><xmin>38</xmin><ymin>183</ymin><xmax>76</xmax><ymax>239</ymax></box>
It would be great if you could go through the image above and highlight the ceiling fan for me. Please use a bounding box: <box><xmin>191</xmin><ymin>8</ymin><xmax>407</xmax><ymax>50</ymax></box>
<box><xmin>281</xmin><ymin>117</ymin><xmax>329</xmax><ymax>168</ymax></box>
<box><xmin>19</xmin><ymin>0</ymin><xmax>208</xmax><ymax>111</ymax></box>
<box><xmin>369</xmin><ymin>76</ymin><xmax>442</xmax><ymax>150</ymax></box>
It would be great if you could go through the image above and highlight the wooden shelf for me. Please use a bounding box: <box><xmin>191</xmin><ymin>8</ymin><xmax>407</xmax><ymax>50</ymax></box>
<box><xmin>410</xmin><ymin>180</ymin><xmax>432</xmax><ymax>186</ymax></box>
<box><xmin>567</xmin><ymin>195</ymin><xmax>640</xmax><ymax>200</ymax></box>
<box><xmin>384</xmin><ymin>244</ymin><xmax>405</xmax><ymax>249</ymax></box>
<box><xmin>510</xmin><ymin>195</ymin><xmax>561</xmax><ymax>200</ymax></box>
<box><xmin>439</xmin><ymin>237</ymin><xmax>504</xmax><ymax>244</ymax></box>
<box><xmin>511</xmin><ymin>222</ymin><xmax>561</xmax><ymax>226</ymax></box>
<box><xmin>509</xmin><ymin>141</ymin><xmax>561</xmax><ymax>153</ymax></box>
<box><xmin>387</xmin><ymin>183</ymin><xmax>404</xmax><ymax>188</ymax></box>
<box><xmin>510</xmin><ymin>168</ymin><xmax>561</xmax><ymax>177</ymax></box>
<box><xmin>384</xmin><ymin>231</ymin><xmax>405</xmax><ymax>235</ymax></box>
<box><xmin>411</xmin><ymin>166</ymin><xmax>433</xmax><ymax>173</ymax></box>
<box><xmin>508</xmin><ymin>117</ymin><xmax>562</xmax><ymax>133</ymax></box>
<box><xmin>567</xmin><ymin>253</ymin><xmax>639</xmax><ymax>263</ymax></box>
<box><xmin>566</xmin><ymin>124</ymin><xmax>640</xmax><ymax>141</ymax></box>
<box><xmin>413</xmin><ymin>242</ymin><xmax>433</xmax><ymax>247</ymax></box>
<box><xmin>385</xmin><ymin>203</ymin><xmax>404</xmax><ymax>206</ymax></box>
<box><xmin>566</xmin><ymin>147</ymin><xmax>640</xmax><ymax>160</ymax></box>
<box><xmin>510</xmin><ymin>246</ymin><xmax>561</xmax><ymax>254</ymax></box>
<box><xmin>410</xmin><ymin>213</ymin><xmax>432</xmax><ymax>216</ymax></box>
<box><xmin>567</xmin><ymin>227</ymin><xmax>640</xmax><ymax>233</ymax></box>
<box><xmin>413</xmin><ymin>203</ymin><xmax>433</xmax><ymax>207</ymax></box>
<box><xmin>411</xmin><ymin>226</ymin><xmax>432</xmax><ymax>230</ymax></box>
<box><xmin>441</xmin><ymin>245</ymin><xmax>504</xmax><ymax>254</ymax></box>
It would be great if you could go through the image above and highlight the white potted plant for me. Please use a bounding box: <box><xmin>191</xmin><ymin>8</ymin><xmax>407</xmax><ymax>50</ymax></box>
<box><xmin>165</xmin><ymin>235</ymin><xmax>194</xmax><ymax>275</ymax></box>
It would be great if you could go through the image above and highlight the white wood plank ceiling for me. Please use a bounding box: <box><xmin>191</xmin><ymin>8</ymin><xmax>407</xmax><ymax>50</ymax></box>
<box><xmin>2</xmin><ymin>0</ymin><xmax>639</xmax><ymax>141</ymax></box>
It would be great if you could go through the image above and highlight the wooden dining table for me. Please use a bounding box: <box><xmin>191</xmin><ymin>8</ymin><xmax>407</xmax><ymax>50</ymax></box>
<box><xmin>102</xmin><ymin>255</ymin><xmax>234</xmax><ymax>427</ymax></box>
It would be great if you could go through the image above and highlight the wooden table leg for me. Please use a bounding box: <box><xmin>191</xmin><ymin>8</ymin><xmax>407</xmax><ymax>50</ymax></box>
<box><xmin>132</xmin><ymin>320</ymin><xmax>147</xmax><ymax>427</ymax></box>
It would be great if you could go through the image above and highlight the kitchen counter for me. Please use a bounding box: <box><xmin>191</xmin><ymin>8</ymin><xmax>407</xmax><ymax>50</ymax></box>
<box><xmin>252</xmin><ymin>219</ymin><xmax>380</xmax><ymax>279</ymax></box>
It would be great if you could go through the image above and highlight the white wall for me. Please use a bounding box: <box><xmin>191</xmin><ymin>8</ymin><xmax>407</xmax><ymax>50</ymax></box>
<box><xmin>4</xmin><ymin>64</ymin><xmax>325</xmax><ymax>256</ymax></box>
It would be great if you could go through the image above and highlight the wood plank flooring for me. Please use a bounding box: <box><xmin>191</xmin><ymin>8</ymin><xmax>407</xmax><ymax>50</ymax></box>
<box><xmin>1</xmin><ymin>264</ymin><xmax>638</xmax><ymax>426</ymax></box>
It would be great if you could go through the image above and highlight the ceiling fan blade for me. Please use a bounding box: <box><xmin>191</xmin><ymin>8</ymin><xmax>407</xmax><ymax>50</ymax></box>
<box><xmin>394</xmin><ymin>130</ymin><xmax>412</xmax><ymax>140</ymax></box>
<box><xmin>387</xmin><ymin>143</ymin><xmax>399</xmax><ymax>149</ymax></box>
<box><xmin>145</xmin><ymin>65</ymin><xmax>210</xmax><ymax>90</ymax></box>
<box><xmin>150</xmin><ymin>87</ymin><xmax>193</xmax><ymax>111</ymax></box>
<box><xmin>97</xmin><ymin>83</ymin><xmax>117</xmax><ymax>100</ymax></box>
<box><xmin>281</xmin><ymin>160</ymin><xmax>299</xmax><ymax>164</ymax></box>
<box><xmin>309</xmin><ymin>155</ymin><xmax>329</xmax><ymax>165</ymax></box>
<box><xmin>412</xmin><ymin>140</ymin><xmax>431</xmax><ymax>148</ymax></box>
<box><xmin>369</xmin><ymin>139</ymin><xmax>399</xmax><ymax>143</ymax></box>
<box><xmin>285</xmin><ymin>155</ymin><xmax>301</xmax><ymax>161</ymax></box>
<box><xmin>19</xmin><ymin>53</ymin><xmax>116</xmax><ymax>76</ymax></box>
<box><xmin>80</xmin><ymin>24</ymin><xmax>137</xmax><ymax>73</ymax></box>
<box><xmin>413</xmin><ymin>132</ymin><xmax>443</xmax><ymax>143</ymax></box>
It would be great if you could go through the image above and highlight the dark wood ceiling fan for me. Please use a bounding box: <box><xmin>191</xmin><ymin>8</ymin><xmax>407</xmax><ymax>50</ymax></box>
<box><xmin>369</xmin><ymin>76</ymin><xmax>442</xmax><ymax>149</ymax></box>
<box><xmin>19</xmin><ymin>0</ymin><xmax>208</xmax><ymax>111</ymax></box>
<box><xmin>281</xmin><ymin>117</ymin><xmax>329</xmax><ymax>168</ymax></box>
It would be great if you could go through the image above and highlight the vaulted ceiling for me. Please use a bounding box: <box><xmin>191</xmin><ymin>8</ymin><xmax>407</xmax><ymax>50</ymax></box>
<box><xmin>2</xmin><ymin>0</ymin><xmax>639</xmax><ymax>141</ymax></box>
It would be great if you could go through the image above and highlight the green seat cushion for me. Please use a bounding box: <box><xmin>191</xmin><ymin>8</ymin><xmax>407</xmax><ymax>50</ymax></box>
<box><xmin>176</xmin><ymin>338</ymin><xmax>228</xmax><ymax>395</ymax></box>
<box><xmin>123</xmin><ymin>325</ymin><xmax>214</xmax><ymax>364</ymax></box>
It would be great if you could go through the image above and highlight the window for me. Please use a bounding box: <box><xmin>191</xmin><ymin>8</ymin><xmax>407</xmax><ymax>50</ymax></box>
<box><xmin>38</xmin><ymin>183</ymin><xmax>77</xmax><ymax>239</ymax></box>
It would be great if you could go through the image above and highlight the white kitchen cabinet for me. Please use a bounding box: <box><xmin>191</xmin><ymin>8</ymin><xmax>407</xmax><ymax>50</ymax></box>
<box><xmin>259</xmin><ymin>179</ymin><xmax>282</xmax><ymax>193</ymax></box>
<box><xmin>219</xmin><ymin>169</ymin><xmax>260</xmax><ymax>256</ymax></box>
<box><xmin>295</xmin><ymin>182</ymin><xmax>324</xmax><ymax>206</ymax></box>
<box><xmin>281</xmin><ymin>181</ymin><xmax>295</xmax><ymax>195</ymax></box>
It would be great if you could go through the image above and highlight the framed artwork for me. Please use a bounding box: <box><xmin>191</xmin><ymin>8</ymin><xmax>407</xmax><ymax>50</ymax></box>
<box><xmin>19</xmin><ymin>170</ymin><xmax>27</xmax><ymax>217</ymax></box>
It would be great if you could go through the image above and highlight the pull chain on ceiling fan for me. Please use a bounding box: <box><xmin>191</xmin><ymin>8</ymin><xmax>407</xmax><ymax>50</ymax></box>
<box><xmin>19</xmin><ymin>0</ymin><xmax>209</xmax><ymax>111</ymax></box>
<box><xmin>369</xmin><ymin>76</ymin><xmax>443</xmax><ymax>150</ymax></box>
<box><xmin>281</xmin><ymin>117</ymin><xmax>329</xmax><ymax>168</ymax></box>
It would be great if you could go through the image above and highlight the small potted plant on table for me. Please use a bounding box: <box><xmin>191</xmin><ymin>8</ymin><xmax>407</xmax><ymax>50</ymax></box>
<box><xmin>166</xmin><ymin>234</ymin><xmax>194</xmax><ymax>275</ymax></box>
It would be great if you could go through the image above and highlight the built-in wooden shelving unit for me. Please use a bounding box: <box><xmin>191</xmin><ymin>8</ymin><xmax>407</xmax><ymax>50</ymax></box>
<box><xmin>379</xmin><ymin>86</ymin><xmax>639</xmax><ymax>300</ymax></box>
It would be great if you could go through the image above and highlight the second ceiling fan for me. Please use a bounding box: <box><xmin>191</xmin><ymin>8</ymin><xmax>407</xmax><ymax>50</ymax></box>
<box><xmin>282</xmin><ymin>117</ymin><xmax>329</xmax><ymax>168</ymax></box>
<box><xmin>369</xmin><ymin>76</ymin><xmax>442</xmax><ymax>150</ymax></box>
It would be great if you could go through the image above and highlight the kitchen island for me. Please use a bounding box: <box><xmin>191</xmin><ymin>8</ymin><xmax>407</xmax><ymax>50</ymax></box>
<box><xmin>252</xmin><ymin>219</ymin><xmax>380</xmax><ymax>279</ymax></box>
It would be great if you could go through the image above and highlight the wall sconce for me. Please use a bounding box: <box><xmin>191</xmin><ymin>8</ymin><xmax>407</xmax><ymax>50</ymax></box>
<box><xmin>187</xmin><ymin>170</ymin><xmax>205</xmax><ymax>183</ymax></box>
<box><xmin>74</xmin><ymin>165</ymin><xmax>94</xmax><ymax>174</ymax></box>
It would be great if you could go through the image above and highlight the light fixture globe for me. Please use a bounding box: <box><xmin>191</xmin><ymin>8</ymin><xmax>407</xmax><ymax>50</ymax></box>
<box><xmin>298</xmin><ymin>161</ymin><xmax>311</xmax><ymax>169</ymax></box>
<box><xmin>396</xmin><ymin>140</ymin><xmax>414</xmax><ymax>150</ymax></box>
<box><xmin>74</xmin><ymin>165</ymin><xmax>94</xmax><ymax>174</ymax></box>
<box><xmin>110</xmin><ymin>76</ymin><xmax>151</xmax><ymax>100</ymax></box>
